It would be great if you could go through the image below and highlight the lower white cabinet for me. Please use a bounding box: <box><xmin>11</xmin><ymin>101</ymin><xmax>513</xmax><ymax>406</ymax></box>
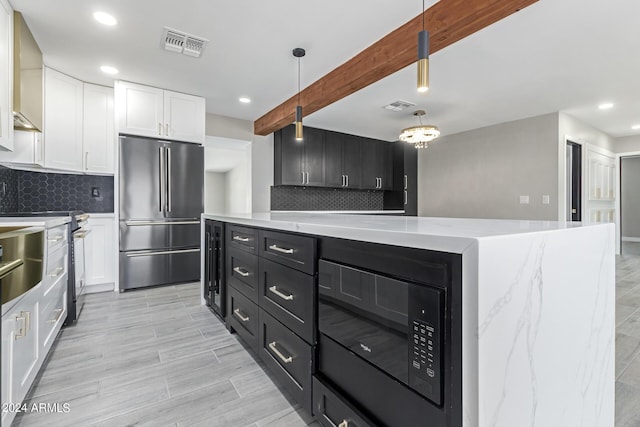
<box><xmin>1</xmin><ymin>286</ymin><xmax>41</xmax><ymax>427</ymax></box>
<box><xmin>85</xmin><ymin>215</ymin><xmax>115</xmax><ymax>292</ymax></box>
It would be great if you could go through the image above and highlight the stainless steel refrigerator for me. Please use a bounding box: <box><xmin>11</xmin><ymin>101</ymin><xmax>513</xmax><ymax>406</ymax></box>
<box><xmin>119</xmin><ymin>135</ymin><xmax>204</xmax><ymax>291</ymax></box>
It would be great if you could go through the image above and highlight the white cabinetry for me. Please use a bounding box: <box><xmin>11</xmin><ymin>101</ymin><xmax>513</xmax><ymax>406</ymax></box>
<box><xmin>1</xmin><ymin>286</ymin><xmax>40</xmax><ymax>427</ymax></box>
<box><xmin>44</xmin><ymin>67</ymin><xmax>83</xmax><ymax>171</ymax></box>
<box><xmin>0</xmin><ymin>0</ymin><xmax>13</xmax><ymax>151</ymax></box>
<box><xmin>85</xmin><ymin>214</ymin><xmax>115</xmax><ymax>292</ymax></box>
<box><xmin>116</xmin><ymin>81</ymin><xmax>205</xmax><ymax>143</ymax></box>
<box><xmin>0</xmin><ymin>130</ymin><xmax>43</xmax><ymax>165</ymax></box>
<box><xmin>83</xmin><ymin>83</ymin><xmax>114</xmax><ymax>173</ymax></box>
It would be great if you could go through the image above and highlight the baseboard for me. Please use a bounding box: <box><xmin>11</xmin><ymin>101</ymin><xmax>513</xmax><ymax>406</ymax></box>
<box><xmin>84</xmin><ymin>282</ymin><xmax>115</xmax><ymax>294</ymax></box>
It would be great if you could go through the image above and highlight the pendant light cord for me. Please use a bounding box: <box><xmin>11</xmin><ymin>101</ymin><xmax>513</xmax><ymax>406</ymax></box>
<box><xmin>298</xmin><ymin>57</ymin><xmax>301</xmax><ymax>105</ymax></box>
<box><xmin>422</xmin><ymin>0</ymin><xmax>425</xmax><ymax>30</ymax></box>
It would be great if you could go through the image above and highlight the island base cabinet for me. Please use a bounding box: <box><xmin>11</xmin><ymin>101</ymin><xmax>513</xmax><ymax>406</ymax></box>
<box><xmin>259</xmin><ymin>309</ymin><xmax>312</xmax><ymax>413</ymax></box>
<box><xmin>312</xmin><ymin>377</ymin><xmax>375</xmax><ymax>427</ymax></box>
<box><xmin>227</xmin><ymin>285</ymin><xmax>259</xmax><ymax>353</ymax></box>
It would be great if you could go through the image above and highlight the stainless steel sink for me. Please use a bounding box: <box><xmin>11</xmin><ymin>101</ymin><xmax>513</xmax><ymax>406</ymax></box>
<box><xmin>0</xmin><ymin>227</ymin><xmax>44</xmax><ymax>305</ymax></box>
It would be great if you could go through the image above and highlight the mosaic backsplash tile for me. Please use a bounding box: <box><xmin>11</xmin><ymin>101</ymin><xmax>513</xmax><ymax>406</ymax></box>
<box><xmin>271</xmin><ymin>186</ymin><xmax>383</xmax><ymax>211</ymax></box>
<box><xmin>0</xmin><ymin>165</ymin><xmax>114</xmax><ymax>213</ymax></box>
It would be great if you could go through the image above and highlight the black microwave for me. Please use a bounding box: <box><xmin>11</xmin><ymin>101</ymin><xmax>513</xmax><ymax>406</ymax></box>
<box><xmin>318</xmin><ymin>259</ymin><xmax>444</xmax><ymax>406</ymax></box>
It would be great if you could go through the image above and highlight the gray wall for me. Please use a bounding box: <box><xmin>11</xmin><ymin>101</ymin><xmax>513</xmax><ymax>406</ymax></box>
<box><xmin>204</xmin><ymin>171</ymin><xmax>226</xmax><ymax>213</ymax></box>
<box><xmin>615</xmin><ymin>135</ymin><xmax>640</xmax><ymax>154</ymax></box>
<box><xmin>622</xmin><ymin>157</ymin><xmax>640</xmax><ymax>238</ymax></box>
<box><xmin>418</xmin><ymin>113</ymin><xmax>559</xmax><ymax>220</ymax></box>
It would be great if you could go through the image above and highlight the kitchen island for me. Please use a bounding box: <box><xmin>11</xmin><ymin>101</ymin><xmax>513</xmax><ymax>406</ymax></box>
<box><xmin>202</xmin><ymin>212</ymin><xmax>615</xmax><ymax>427</ymax></box>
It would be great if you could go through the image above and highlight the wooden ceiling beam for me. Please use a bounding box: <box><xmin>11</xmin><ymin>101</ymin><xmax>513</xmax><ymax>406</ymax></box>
<box><xmin>253</xmin><ymin>0</ymin><xmax>539</xmax><ymax>136</ymax></box>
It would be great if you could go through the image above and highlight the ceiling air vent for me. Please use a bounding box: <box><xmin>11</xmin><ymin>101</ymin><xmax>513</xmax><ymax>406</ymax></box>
<box><xmin>383</xmin><ymin>100</ymin><xmax>416</xmax><ymax>112</ymax></box>
<box><xmin>161</xmin><ymin>27</ymin><xmax>209</xmax><ymax>58</ymax></box>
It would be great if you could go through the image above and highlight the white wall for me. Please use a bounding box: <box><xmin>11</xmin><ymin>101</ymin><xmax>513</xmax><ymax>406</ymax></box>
<box><xmin>224</xmin><ymin>148</ymin><xmax>252</xmax><ymax>213</ymax></box>
<box><xmin>205</xmin><ymin>113</ymin><xmax>273</xmax><ymax>212</ymax></box>
<box><xmin>558</xmin><ymin>113</ymin><xmax>615</xmax><ymax>152</ymax></box>
<box><xmin>615</xmin><ymin>135</ymin><xmax>640</xmax><ymax>154</ymax></box>
<box><xmin>205</xmin><ymin>171</ymin><xmax>226</xmax><ymax>213</ymax></box>
<box><xmin>418</xmin><ymin>113</ymin><xmax>559</xmax><ymax>220</ymax></box>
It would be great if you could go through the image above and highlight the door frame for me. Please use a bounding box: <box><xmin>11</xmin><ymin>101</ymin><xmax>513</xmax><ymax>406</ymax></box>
<box><xmin>616</xmin><ymin>150</ymin><xmax>640</xmax><ymax>254</ymax></box>
<box><xmin>560</xmin><ymin>136</ymin><xmax>587</xmax><ymax>223</ymax></box>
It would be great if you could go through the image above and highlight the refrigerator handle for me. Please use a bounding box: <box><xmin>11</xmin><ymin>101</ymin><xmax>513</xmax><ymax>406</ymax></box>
<box><xmin>166</xmin><ymin>146</ymin><xmax>172</xmax><ymax>212</ymax></box>
<box><xmin>158</xmin><ymin>146</ymin><xmax>165</xmax><ymax>212</ymax></box>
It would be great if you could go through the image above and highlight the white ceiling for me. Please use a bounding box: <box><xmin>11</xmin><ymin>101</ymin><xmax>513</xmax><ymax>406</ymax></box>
<box><xmin>9</xmin><ymin>0</ymin><xmax>640</xmax><ymax>141</ymax></box>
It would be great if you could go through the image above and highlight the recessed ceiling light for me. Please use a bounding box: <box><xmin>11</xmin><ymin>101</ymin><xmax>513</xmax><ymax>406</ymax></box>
<box><xmin>632</xmin><ymin>124</ymin><xmax>640</xmax><ymax>130</ymax></box>
<box><xmin>239</xmin><ymin>97</ymin><xmax>251</xmax><ymax>104</ymax></box>
<box><xmin>598</xmin><ymin>102</ymin><xmax>614</xmax><ymax>110</ymax></box>
<box><xmin>100</xmin><ymin>65</ymin><xmax>119</xmax><ymax>75</ymax></box>
<box><xmin>93</xmin><ymin>11</ymin><xmax>117</xmax><ymax>26</ymax></box>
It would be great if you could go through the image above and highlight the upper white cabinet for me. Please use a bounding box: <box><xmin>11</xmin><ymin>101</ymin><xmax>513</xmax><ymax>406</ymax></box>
<box><xmin>44</xmin><ymin>67</ymin><xmax>84</xmax><ymax>171</ymax></box>
<box><xmin>0</xmin><ymin>0</ymin><xmax>13</xmax><ymax>151</ymax></box>
<box><xmin>116</xmin><ymin>81</ymin><xmax>205</xmax><ymax>143</ymax></box>
<box><xmin>83</xmin><ymin>83</ymin><xmax>114</xmax><ymax>173</ymax></box>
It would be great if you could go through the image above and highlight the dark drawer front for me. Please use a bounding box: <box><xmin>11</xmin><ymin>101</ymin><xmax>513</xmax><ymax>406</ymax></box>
<box><xmin>228</xmin><ymin>225</ymin><xmax>258</xmax><ymax>254</ymax></box>
<box><xmin>227</xmin><ymin>248</ymin><xmax>259</xmax><ymax>303</ymax></box>
<box><xmin>260</xmin><ymin>230</ymin><xmax>316</xmax><ymax>275</ymax></box>
<box><xmin>227</xmin><ymin>286</ymin><xmax>259</xmax><ymax>353</ymax></box>
<box><xmin>313</xmin><ymin>377</ymin><xmax>374</xmax><ymax>427</ymax></box>
<box><xmin>259</xmin><ymin>258</ymin><xmax>315</xmax><ymax>344</ymax></box>
<box><xmin>259</xmin><ymin>309</ymin><xmax>312</xmax><ymax>412</ymax></box>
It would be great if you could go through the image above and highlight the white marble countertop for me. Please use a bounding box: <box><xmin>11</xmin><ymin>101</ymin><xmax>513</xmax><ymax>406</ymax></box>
<box><xmin>0</xmin><ymin>216</ymin><xmax>71</xmax><ymax>228</ymax></box>
<box><xmin>202</xmin><ymin>212</ymin><xmax>594</xmax><ymax>253</ymax></box>
<box><xmin>269</xmin><ymin>210</ymin><xmax>405</xmax><ymax>214</ymax></box>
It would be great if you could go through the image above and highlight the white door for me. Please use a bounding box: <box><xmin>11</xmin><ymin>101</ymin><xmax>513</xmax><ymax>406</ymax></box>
<box><xmin>584</xmin><ymin>146</ymin><xmax>616</xmax><ymax>225</ymax></box>
<box><xmin>163</xmin><ymin>90</ymin><xmax>205</xmax><ymax>143</ymax></box>
<box><xmin>0</xmin><ymin>0</ymin><xmax>13</xmax><ymax>151</ymax></box>
<box><xmin>44</xmin><ymin>67</ymin><xmax>84</xmax><ymax>171</ymax></box>
<box><xmin>115</xmin><ymin>81</ymin><xmax>164</xmax><ymax>138</ymax></box>
<box><xmin>83</xmin><ymin>83</ymin><xmax>115</xmax><ymax>173</ymax></box>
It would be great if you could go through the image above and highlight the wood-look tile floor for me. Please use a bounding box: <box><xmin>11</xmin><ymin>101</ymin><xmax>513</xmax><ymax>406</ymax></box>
<box><xmin>12</xmin><ymin>254</ymin><xmax>640</xmax><ymax>427</ymax></box>
<box><xmin>13</xmin><ymin>282</ymin><xmax>320</xmax><ymax>427</ymax></box>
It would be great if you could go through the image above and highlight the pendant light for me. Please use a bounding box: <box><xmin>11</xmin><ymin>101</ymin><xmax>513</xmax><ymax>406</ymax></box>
<box><xmin>417</xmin><ymin>0</ymin><xmax>429</xmax><ymax>93</ymax></box>
<box><xmin>399</xmin><ymin>110</ymin><xmax>439</xmax><ymax>149</ymax></box>
<box><xmin>293</xmin><ymin>48</ymin><xmax>306</xmax><ymax>141</ymax></box>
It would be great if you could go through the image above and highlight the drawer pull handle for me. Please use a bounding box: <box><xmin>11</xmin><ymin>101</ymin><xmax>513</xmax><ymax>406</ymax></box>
<box><xmin>48</xmin><ymin>235</ymin><xmax>64</xmax><ymax>242</ymax></box>
<box><xmin>269</xmin><ymin>286</ymin><xmax>294</xmax><ymax>301</ymax></box>
<box><xmin>233</xmin><ymin>267</ymin><xmax>250</xmax><ymax>277</ymax></box>
<box><xmin>268</xmin><ymin>341</ymin><xmax>293</xmax><ymax>364</ymax></box>
<box><xmin>15</xmin><ymin>314</ymin><xmax>27</xmax><ymax>340</ymax></box>
<box><xmin>269</xmin><ymin>244</ymin><xmax>294</xmax><ymax>254</ymax></box>
<box><xmin>48</xmin><ymin>267</ymin><xmax>64</xmax><ymax>277</ymax></box>
<box><xmin>49</xmin><ymin>308</ymin><xmax>64</xmax><ymax>323</ymax></box>
<box><xmin>339</xmin><ymin>421</ymin><xmax>349</xmax><ymax>427</ymax></box>
<box><xmin>233</xmin><ymin>308</ymin><xmax>250</xmax><ymax>322</ymax></box>
<box><xmin>233</xmin><ymin>235</ymin><xmax>250</xmax><ymax>242</ymax></box>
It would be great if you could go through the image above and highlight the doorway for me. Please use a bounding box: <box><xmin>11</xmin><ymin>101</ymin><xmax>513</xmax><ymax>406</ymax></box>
<box><xmin>566</xmin><ymin>141</ymin><xmax>582</xmax><ymax>221</ymax></box>
<box><xmin>620</xmin><ymin>156</ymin><xmax>640</xmax><ymax>255</ymax></box>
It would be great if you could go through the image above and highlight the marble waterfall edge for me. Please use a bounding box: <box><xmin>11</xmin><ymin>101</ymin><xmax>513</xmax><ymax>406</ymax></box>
<box><xmin>464</xmin><ymin>224</ymin><xmax>615</xmax><ymax>427</ymax></box>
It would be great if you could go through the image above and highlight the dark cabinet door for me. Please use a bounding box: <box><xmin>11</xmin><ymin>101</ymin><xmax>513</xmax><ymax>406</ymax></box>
<box><xmin>360</xmin><ymin>137</ymin><xmax>380</xmax><ymax>190</ymax></box>
<box><xmin>277</xmin><ymin>125</ymin><xmax>304</xmax><ymax>186</ymax></box>
<box><xmin>342</xmin><ymin>135</ymin><xmax>362</xmax><ymax>189</ymax></box>
<box><xmin>404</xmin><ymin>144</ymin><xmax>418</xmax><ymax>216</ymax></box>
<box><xmin>324</xmin><ymin>131</ymin><xmax>344</xmax><ymax>188</ymax></box>
<box><xmin>379</xmin><ymin>142</ymin><xmax>393</xmax><ymax>190</ymax></box>
<box><xmin>303</xmin><ymin>126</ymin><xmax>325</xmax><ymax>187</ymax></box>
<box><xmin>204</xmin><ymin>220</ymin><xmax>213</xmax><ymax>307</ymax></box>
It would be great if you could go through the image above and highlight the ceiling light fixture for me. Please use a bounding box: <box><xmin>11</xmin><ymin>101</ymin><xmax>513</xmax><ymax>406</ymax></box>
<box><xmin>632</xmin><ymin>124</ymin><xmax>640</xmax><ymax>130</ymax></box>
<box><xmin>93</xmin><ymin>11</ymin><xmax>117</xmax><ymax>26</ymax></box>
<box><xmin>399</xmin><ymin>110</ymin><xmax>440</xmax><ymax>148</ymax></box>
<box><xmin>100</xmin><ymin>65</ymin><xmax>119</xmax><ymax>75</ymax></box>
<box><xmin>293</xmin><ymin>47</ymin><xmax>306</xmax><ymax>141</ymax></box>
<box><xmin>598</xmin><ymin>102</ymin><xmax>614</xmax><ymax>110</ymax></box>
<box><xmin>417</xmin><ymin>0</ymin><xmax>429</xmax><ymax>93</ymax></box>
<box><xmin>239</xmin><ymin>97</ymin><xmax>251</xmax><ymax>104</ymax></box>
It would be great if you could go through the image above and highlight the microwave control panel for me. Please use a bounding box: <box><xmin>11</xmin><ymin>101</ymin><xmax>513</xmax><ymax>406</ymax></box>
<box><xmin>408</xmin><ymin>284</ymin><xmax>443</xmax><ymax>405</ymax></box>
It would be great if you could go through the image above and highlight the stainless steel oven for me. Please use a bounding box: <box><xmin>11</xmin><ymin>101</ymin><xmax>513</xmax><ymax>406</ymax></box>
<box><xmin>71</xmin><ymin>214</ymin><xmax>90</xmax><ymax>319</ymax></box>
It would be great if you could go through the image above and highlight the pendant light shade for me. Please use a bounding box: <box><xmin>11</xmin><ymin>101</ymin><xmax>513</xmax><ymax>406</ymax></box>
<box><xmin>417</xmin><ymin>0</ymin><xmax>429</xmax><ymax>93</ymax></box>
<box><xmin>293</xmin><ymin>48</ymin><xmax>306</xmax><ymax>141</ymax></box>
<box><xmin>417</xmin><ymin>30</ymin><xmax>429</xmax><ymax>93</ymax></box>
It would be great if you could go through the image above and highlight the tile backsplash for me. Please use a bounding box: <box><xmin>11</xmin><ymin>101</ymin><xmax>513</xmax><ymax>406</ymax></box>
<box><xmin>0</xmin><ymin>166</ymin><xmax>114</xmax><ymax>213</ymax></box>
<box><xmin>271</xmin><ymin>186</ymin><xmax>383</xmax><ymax>211</ymax></box>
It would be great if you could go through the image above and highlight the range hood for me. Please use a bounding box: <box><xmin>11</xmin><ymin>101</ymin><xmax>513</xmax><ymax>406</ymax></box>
<box><xmin>13</xmin><ymin>11</ymin><xmax>42</xmax><ymax>132</ymax></box>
